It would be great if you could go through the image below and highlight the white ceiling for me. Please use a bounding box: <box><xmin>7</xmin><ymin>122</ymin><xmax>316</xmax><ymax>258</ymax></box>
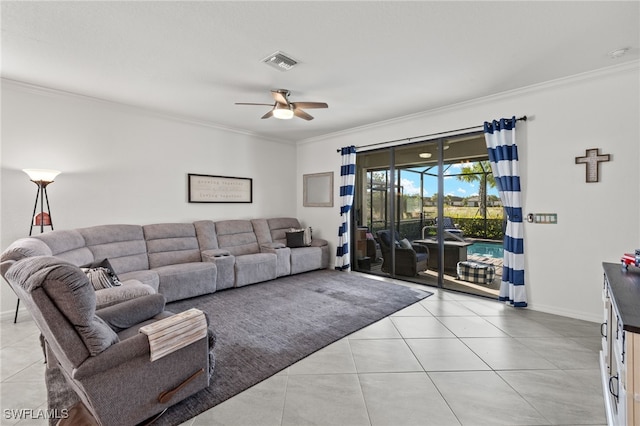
<box><xmin>2</xmin><ymin>1</ymin><xmax>639</xmax><ymax>143</ymax></box>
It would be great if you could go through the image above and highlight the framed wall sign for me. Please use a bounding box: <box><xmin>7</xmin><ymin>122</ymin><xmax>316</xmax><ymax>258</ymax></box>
<box><xmin>303</xmin><ymin>172</ymin><xmax>333</xmax><ymax>207</ymax></box>
<box><xmin>188</xmin><ymin>174</ymin><xmax>252</xmax><ymax>203</ymax></box>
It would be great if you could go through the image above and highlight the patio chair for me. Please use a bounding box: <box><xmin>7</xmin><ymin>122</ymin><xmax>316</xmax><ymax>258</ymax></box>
<box><xmin>436</xmin><ymin>217</ymin><xmax>464</xmax><ymax>238</ymax></box>
<box><xmin>376</xmin><ymin>230</ymin><xmax>429</xmax><ymax>276</ymax></box>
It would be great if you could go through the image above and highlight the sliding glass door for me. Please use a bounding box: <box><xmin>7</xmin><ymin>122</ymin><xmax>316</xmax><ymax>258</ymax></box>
<box><xmin>354</xmin><ymin>139</ymin><xmax>440</xmax><ymax>286</ymax></box>
<box><xmin>352</xmin><ymin>132</ymin><xmax>503</xmax><ymax>299</ymax></box>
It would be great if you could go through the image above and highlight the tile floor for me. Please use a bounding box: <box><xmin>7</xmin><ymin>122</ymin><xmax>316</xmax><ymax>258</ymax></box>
<box><xmin>1</xmin><ymin>278</ymin><xmax>606</xmax><ymax>426</ymax></box>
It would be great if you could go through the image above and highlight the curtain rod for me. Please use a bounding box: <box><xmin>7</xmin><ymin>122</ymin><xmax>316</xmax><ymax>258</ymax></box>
<box><xmin>336</xmin><ymin>116</ymin><xmax>527</xmax><ymax>152</ymax></box>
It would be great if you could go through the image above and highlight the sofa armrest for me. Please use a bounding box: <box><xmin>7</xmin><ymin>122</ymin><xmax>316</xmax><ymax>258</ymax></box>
<box><xmin>73</xmin><ymin>333</ymin><xmax>151</xmax><ymax>379</ymax></box>
<box><xmin>96</xmin><ymin>294</ymin><xmax>166</xmax><ymax>332</ymax></box>
<box><xmin>394</xmin><ymin>247</ymin><xmax>419</xmax><ymax>260</ymax></box>
<box><xmin>310</xmin><ymin>238</ymin><xmax>328</xmax><ymax>247</ymax></box>
<box><xmin>260</xmin><ymin>242</ymin><xmax>286</xmax><ymax>252</ymax></box>
<box><xmin>95</xmin><ymin>280</ymin><xmax>157</xmax><ymax>310</ymax></box>
<box><xmin>140</xmin><ymin>308</ymin><xmax>207</xmax><ymax>361</ymax></box>
<box><xmin>201</xmin><ymin>249</ymin><xmax>231</xmax><ymax>261</ymax></box>
<box><xmin>411</xmin><ymin>244</ymin><xmax>429</xmax><ymax>255</ymax></box>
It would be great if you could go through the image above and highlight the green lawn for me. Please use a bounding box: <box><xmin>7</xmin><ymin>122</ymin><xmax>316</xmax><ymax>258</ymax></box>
<box><xmin>422</xmin><ymin>206</ymin><xmax>504</xmax><ymax>220</ymax></box>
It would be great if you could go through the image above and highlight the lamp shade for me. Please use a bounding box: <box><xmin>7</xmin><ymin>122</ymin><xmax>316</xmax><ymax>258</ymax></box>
<box><xmin>23</xmin><ymin>169</ymin><xmax>61</xmax><ymax>183</ymax></box>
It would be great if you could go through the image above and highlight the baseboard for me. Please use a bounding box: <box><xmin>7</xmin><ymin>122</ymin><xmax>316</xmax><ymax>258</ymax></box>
<box><xmin>527</xmin><ymin>302</ymin><xmax>600</xmax><ymax>323</ymax></box>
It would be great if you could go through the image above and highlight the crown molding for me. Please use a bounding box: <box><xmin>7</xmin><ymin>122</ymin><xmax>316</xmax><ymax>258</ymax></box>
<box><xmin>298</xmin><ymin>60</ymin><xmax>640</xmax><ymax>146</ymax></box>
<box><xmin>1</xmin><ymin>78</ymin><xmax>293</xmax><ymax>146</ymax></box>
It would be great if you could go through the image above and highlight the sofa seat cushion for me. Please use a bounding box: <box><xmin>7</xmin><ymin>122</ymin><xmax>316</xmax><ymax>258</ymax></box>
<box><xmin>290</xmin><ymin>247</ymin><xmax>324</xmax><ymax>275</ymax></box>
<box><xmin>153</xmin><ymin>262</ymin><xmax>216</xmax><ymax>302</ymax></box>
<box><xmin>234</xmin><ymin>253</ymin><xmax>277</xmax><ymax>287</ymax></box>
<box><xmin>95</xmin><ymin>280</ymin><xmax>157</xmax><ymax>310</ymax></box>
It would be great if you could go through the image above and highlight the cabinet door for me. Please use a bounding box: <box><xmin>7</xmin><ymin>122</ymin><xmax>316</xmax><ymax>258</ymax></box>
<box><xmin>603</xmin><ymin>297</ymin><xmax>612</xmax><ymax>370</ymax></box>
<box><xmin>629</xmin><ymin>333</ymin><xmax>640</xmax><ymax>425</ymax></box>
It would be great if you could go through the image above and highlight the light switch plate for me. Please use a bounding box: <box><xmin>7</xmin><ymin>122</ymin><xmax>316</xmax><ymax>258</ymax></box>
<box><xmin>534</xmin><ymin>213</ymin><xmax>557</xmax><ymax>224</ymax></box>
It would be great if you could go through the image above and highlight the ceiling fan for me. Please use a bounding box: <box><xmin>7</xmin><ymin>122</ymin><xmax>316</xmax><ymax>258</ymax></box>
<box><xmin>235</xmin><ymin>89</ymin><xmax>328</xmax><ymax>121</ymax></box>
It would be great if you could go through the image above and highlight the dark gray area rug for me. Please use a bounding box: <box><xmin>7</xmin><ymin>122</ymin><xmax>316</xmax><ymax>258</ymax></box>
<box><xmin>47</xmin><ymin>269</ymin><xmax>431</xmax><ymax>425</ymax></box>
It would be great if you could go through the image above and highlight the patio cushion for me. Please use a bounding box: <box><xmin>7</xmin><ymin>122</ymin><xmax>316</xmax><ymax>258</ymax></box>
<box><xmin>456</xmin><ymin>261</ymin><xmax>495</xmax><ymax>284</ymax></box>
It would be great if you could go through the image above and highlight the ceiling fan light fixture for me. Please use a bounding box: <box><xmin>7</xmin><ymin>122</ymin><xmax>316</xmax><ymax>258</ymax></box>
<box><xmin>273</xmin><ymin>104</ymin><xmax>294</xmax><ymax>119</ymax></box>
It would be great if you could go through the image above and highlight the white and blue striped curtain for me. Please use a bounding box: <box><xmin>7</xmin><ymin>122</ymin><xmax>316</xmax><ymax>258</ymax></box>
<box><xmin>484</xmin><ymin>117</ymin><xmax>527</xmax><ymax>307</ymax></box>
<box><xmin>335</xmin><ymin>145</ymin><xmax>356</xmax><ymax>270</ymax></box>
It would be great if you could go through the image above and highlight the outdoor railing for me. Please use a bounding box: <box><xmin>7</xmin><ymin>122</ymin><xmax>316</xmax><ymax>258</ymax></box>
<box><xmin>369</xmin><ymin>217</ymin><xmax>504</xmax><ymax>241</ymax></box>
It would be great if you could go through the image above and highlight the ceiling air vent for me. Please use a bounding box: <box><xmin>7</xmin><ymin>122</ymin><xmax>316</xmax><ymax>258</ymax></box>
<box><xmin>262</xmin><ymin>51</ymin><xmax>298</xmax><ymax>72</ymax></box>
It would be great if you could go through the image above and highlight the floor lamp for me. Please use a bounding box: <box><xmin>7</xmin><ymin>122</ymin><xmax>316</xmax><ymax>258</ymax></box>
<box><xmin>14</xmin><ymin>169</ymin><xmax>61</xmax><ymax>323</ymax></box>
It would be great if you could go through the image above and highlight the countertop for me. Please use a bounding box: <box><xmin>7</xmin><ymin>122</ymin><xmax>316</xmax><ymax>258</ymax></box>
<box><xmin>603</xmin><ymin>262</ymin><xmax>640</xmax><ymax>334</ymax></box>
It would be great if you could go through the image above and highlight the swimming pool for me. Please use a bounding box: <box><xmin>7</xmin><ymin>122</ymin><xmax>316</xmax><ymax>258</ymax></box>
<box><xmin>468</xmin><ymin>241</ymin><xmax>503</xmax><ymax>258</ymax></box>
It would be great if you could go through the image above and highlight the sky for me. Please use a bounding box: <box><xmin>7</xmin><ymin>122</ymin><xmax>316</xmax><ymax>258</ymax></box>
<box><xmin>398</xmin><ymin>163</ymin><xmax>499</xmax><ymax>198</ymax></box>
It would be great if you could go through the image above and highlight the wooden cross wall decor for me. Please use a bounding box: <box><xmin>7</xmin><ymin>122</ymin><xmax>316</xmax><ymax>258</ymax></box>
<box><xmin>575</xmin><ymin>148</ymin><xmax>611</xmax><ymax>183</ymax></box>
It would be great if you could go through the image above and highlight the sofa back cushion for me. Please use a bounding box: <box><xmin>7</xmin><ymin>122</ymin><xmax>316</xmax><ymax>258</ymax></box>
<box><xmin>143</xmin><ymin>223</ymin><xmax>202</xmax><ymax>269</ymax></box>
<box><xmin>1</xmin><ymin>237</ymin><xmax>53</xmax><ymax>264</ymax></box>
<box><xmin>32</xmin><ymin>230</ymin><xmax>94</xmax><ymax>266</ymax></box>
<box><xmin>78</xmin><ymin>225</ymin><xmax>149</xmax><ymax>274</ymax></box>
<box><xmin>266</xmin><ymin>218</ymin><xmax>303</xmax><ymax>245</ymax></box>
<box><xmin>193</xmin><ymin>220</ymin><xmax>219</xmax><ymax>251</ymax></box>
<box><xmin>251</xmin><ymin>219</ymin><xmax>272</xmax><ymax>245</ymax></box>
<box><xmin>214</xmin><ymin>220</ymin><xmax>260</xmax><ymax>256</ymax></box>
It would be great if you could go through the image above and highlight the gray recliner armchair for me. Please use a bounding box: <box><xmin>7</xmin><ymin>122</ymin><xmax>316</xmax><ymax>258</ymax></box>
<box><xmin>1</xmin><ymin>256</ymin><xmax>215</xmax><ymax>426</ymax></box>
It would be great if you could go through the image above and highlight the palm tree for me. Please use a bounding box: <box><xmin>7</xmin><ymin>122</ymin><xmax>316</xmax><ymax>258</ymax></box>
<box><xmin>456</xmin><ymin>161</ymin><xmax>496</xmax><ymax>217</ymax></box>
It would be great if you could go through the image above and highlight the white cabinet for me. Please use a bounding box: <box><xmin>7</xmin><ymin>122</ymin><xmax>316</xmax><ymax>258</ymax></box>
<box><xmin>601</xmin><ymin>263</ymin><xmax>640</xmax><ymax>425</ymax></box>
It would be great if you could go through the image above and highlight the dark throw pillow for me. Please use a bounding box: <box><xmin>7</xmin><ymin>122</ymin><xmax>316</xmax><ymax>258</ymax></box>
<box><xmin>286</xmin><ymin>230</ymin><xmax>306</xmax><ymax>248</ymax></box>
<box><xmin>80</xmin><ymin>259</ymin><xmax>122</xmax><ymax>291</ymax></box>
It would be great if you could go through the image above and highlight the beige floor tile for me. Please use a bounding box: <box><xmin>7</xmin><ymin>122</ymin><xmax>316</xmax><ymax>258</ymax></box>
<box><xmin>349</xmin><ymin>339</ymin><xmax>423</xmax><ymax>373</ymax></box>
<box><xmin>281</xmin><ymin>374</ymin><xmax>369</xmax><ymax>426</ymax></box>
<box><xmin>420</xmin><ymin>299</ymin><xmax>477</xmax><ymax>317</ymax></box>
<box><xmin>498</xmin><ymin>369</ymin><xmax>606</xmax><ymax>425</ymax></box>
<box><xmin>390</xmin><ymin>316</ymin><xmax>456</xmax><ymax>339</ymax></box>
<box><xmin>0</xmin><ymin>286</ymin><xmax>605</xmax><ymax>426</ymax></box>
<box><xmin>349</xmin><ymin>317</ymin><xmax>402</xmax><ymax>339</ymax></box>
<box><xmin>437</xmin><ymin>316</ymin><xmax>509</xmax><ymax>338</ymax></box>
<box><xmin>429</xmin><ymin>370</ymin><xmax>548</xmax><ymax>425</ymax></box>
<box><xmin>516</xmin><ymin>337</ymin><xmax>600</xmax><ymax>369</ymax></box>
<box><xmin>461</xmin><ymin>337</ymin><xmax>557</xmax><ymax>370</ymax></box>
<box><xmin>407</xmin><ymin>338</ymin><xmax>491</xmax><ymax>372</ymax></box>
<box><xmin>359</xmin><ymin>372</ymin><xmax>461</xmax><ymax>425</ymax></box>
<box><xmin>288</xmin><ymin>339</ymin><xmax>356</xmax><ymax>375</ymax></box>
<box><xmin>192</xmin><ymin>375</ymin><xmax>287</xmax><ymax>426</ymax></box>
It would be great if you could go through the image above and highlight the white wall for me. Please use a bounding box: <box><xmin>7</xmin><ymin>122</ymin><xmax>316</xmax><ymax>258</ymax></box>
<box><xmin>2</xmin><ymin>63</ymin><xmax>638</xmax><ymax>321</ymax></box>
<box><xmin>296</xmin><ymin>62</ymin><xmax>640</xmax><ymax>322</ymax></box>
<box><xmin>1</xmin><ymin>81</ymin><xmax>297</xmax><ymax>314</ymax></box>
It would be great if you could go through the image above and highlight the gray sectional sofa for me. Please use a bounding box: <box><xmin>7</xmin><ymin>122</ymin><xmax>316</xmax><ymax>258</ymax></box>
<box><xmin>0</xmin><ymin>216</ymin><xmax>328</xmax><ymax>425</ymax></box>
<box><xmin>1</xmin><ymin>217</ymin><xmax>329</xmax><ymax>307</ymax></box>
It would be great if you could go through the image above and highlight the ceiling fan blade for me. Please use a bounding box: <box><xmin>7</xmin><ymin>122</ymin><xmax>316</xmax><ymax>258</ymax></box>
<box><xmin>261</xmin><ymin>109</ymin><xmax>274</xmax><ymax>119</ymax></box>
<box><xmin>293</xmin><ymin>108</ymin><xmax>314</xmax><ymax>121</ymax></box>
<box><xmin>271</xmin><ymin>90</ymin><xmax>289</xmax><ymax>105</ymax></box>
<box><xmin>292</xmin><ymin>102</ymin><xmax>328</xmax><ymax>109</ymax></box>
<box><xmin>235</xmin><ymin>102</ymin><xmax>274</xmax><ymax>106</ymax></box>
